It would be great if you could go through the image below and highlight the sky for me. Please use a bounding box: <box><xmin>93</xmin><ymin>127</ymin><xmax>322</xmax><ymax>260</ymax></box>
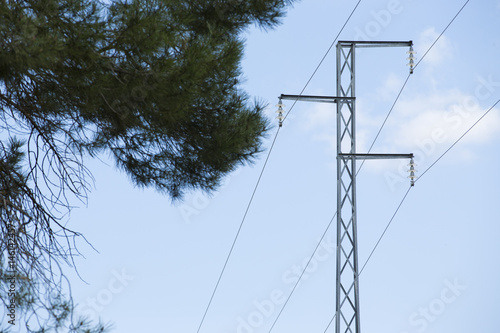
<box><xmin>5</xmin><ymin>0</ymin><xmax>500</xmax><ymax>332</ymax></box>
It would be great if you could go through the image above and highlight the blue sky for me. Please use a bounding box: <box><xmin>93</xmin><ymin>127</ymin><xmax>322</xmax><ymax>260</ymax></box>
<box><xmin>34</xmin><ymin>1</ymin><xmax>500</xmax><ymax>332</ymax></box>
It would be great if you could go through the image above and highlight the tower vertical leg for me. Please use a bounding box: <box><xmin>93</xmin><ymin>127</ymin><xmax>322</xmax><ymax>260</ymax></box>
<box><xmin>336</xmin><ymin>42</ymin><xmax>361</xmax><ymax>333</ymax></box>
<box><xmin>279</xmin><ymin>40</ymin><xmax>413</xmax><ymax>333</ymax></box>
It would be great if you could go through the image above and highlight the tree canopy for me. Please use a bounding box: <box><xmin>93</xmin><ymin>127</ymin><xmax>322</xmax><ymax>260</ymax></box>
<box><xmin>0</xmin><ymin>0</ymin><xmax>296</xmax><ymax>199</ymax></box>
<box><xmin>0</xmin><ymin>0</ymin><xmax>296</xmax><ymax>331</ymax></box>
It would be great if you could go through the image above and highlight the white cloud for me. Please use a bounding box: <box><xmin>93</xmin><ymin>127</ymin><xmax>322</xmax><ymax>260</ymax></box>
<box><xmin>303</xmin><ymin>84</ymin><xmax>500</xmax><ymax>177</ymax></box>
<box><xmin>416</xmin><ymin>27</ymin><xmax>454</xmax><ymax>68</ymax></box>
<box><xmin>391</xmin><ymin>90</ymin><xmax>500</xmax><ymax>150</ymax></box>
<box><xmin>375</xmin><ymin>73</ymin><xmax>405</xmax><ymax>101</ymax></box>
<box><xmin>355</xmin><ymin>89</ymin><xmax>500</xmax><ymax>188</ymax></box>
<box><xmin>300</xmin><ymin>27</ymin><xmax>499</xmax><ymax>176</ymax></box>
<box><xmin>304</xmin><ymin>102</ymin><xmax>335</xmax><ymax>131</ymax></box>
<box><xmin>302</xmin><ymin>101</ymin><xmax>387</xmax><ymax>159</ymax></box>
<box><xmin>303</xmin><ymin>103</ymin><xmax>336</xmax><ymax>154</ymax></box>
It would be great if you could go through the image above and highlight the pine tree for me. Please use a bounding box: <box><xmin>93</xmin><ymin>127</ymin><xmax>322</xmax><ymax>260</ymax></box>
<box><xmin>1</xmin><ymin>0</ymin><xmax>297</xmax><ymax>198</ymax></box>
<box><xmin>0</xmin><ymin>0</ymin><xmax>296</xmax><ymax>330</ymax></box>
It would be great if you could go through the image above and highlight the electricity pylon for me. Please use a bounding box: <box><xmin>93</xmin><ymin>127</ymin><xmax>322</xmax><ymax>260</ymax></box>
<box><xmin>278</xmin><ymin>40</ymin><xmax>417</xmax><ymax>333</ymax></box>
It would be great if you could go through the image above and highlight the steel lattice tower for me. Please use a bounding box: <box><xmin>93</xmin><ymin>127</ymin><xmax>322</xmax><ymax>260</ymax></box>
<box><xmin>335</xmin><ymin>40</ymin><xmax>414</xmax><ymax>333</ymax></box>
<box><xmin>279</xmin><ymin>40</ymin><xmax>417</xmax><ymax>333</ymax></box>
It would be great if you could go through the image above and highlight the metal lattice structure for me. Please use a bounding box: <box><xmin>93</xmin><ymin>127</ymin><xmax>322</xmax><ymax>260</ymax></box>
<box><xmin>280</xmin><ymin>40</ymin><xmax>415</xmax><ymax>333</ymax></box>
<box><xmin>335</xmin><ymin>41</ymin><xmax>360</xmax><ymax>333</ymax></box>
<box><xmin>335</xmin><ymin>41</ymin><xmax>414</xmax><ymax>333</ymax></box>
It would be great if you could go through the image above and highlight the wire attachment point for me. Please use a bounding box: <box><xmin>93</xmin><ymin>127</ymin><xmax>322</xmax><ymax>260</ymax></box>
<box><xmin>276</xmin><ymin>98</ymin><xmax>285</xmax><ymax>127</ymax></box>
<box><xmin>408</xmin><ymin>157</ymin><xmax>417</xmax><ymax>186</ymax></box>
<box><xmin>407</xmin><ymin>45</ymin><xmax>416</xmax><ymax>74</ymax></box>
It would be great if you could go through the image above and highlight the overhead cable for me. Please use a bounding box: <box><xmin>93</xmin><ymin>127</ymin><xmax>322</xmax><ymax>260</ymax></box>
<box><xmin>267</xmin><ymin>1</ymin><xmax>473</xmax><ymax>331</ymax></box>
<box><xmin>196</xmin><ymin>2</ymin><xmax>364</xmax><ymax>332</ymax></box>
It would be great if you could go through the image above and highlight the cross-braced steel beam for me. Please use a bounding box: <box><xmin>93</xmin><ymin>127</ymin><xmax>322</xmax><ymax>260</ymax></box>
<box><xmin>335</xmin><ymin>40</ymin><xmax>413</xmax><ymax>333</ymax></box>
<box><xmin>336</xmin><ymin>41</ymin><xmax>359</xmax><ymax>333</ymax></box>
<box><xmin>279</xmin><ymin>39</ymin><xmax>415</xmax><ymax>333</ymax></box>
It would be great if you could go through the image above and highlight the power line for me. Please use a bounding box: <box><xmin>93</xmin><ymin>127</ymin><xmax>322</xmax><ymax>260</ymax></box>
<box><xmin>283</xmin><ymin>0</ymin><xmax>362</xmax><ymax>124</ymax></box>
<box><xmin>417</xmin><ymin>98</ymin><xmax>500</xmax><ymax>181</ymax></box>
<box><xmin>263</xmin><ymin>4</ymin><xmax>366</xmax><ymax>332</ymax></box>
<box><xmin>267</xmin><ymin>1</ymin><xmax>474</xmax><ymax>330</ymax></box>
<box><xmin>265</xmin><ymin>39</ymin><xmax>409</xmax><ymax>333</ymax></box>
<box><xmin>357</xmin><ymin>73</ymin><xmax>411</xmax><ymax>173</ymax></box>
<box><xmin>267</xmin><ymin>213</ymin><xmax>336</xmax><ymax>333</ymax></box>
<box><xmin>322</xmin><ymin>313</ymin><xmax>336</xmax><ymax>333</ymax></box>
<box><xmin>414</xmin><ymin>0</ymin><xmax>470</xmax><ymax>69</ymax></box>
<box><xmin>353</xmin><ymin>0</ymin><xmax>474</xmax><ymax>275</ymax></box>
<box><xmin>196</xmin><ymin>2</ymin><xmax>363</xmax><ymax>331</ymax></box>
<box><xmin>320</xmin><ymin>186</ymin><xmax>411</xmax><ymax>333</ymax></box>
<box><xmin>195</xmin><ymin>128</ymin><xmax>281</xmax><ymax>333</ymax></box>
<box><xmin>320</xmin><ymin>97</ymin><xmax>500</xmax><ymax>331</ymax></box>
<box><xmin>322</xmin><ymin>100</ymin><xmax>500</xmax><ymax>332</ymax></box>
<box><xmin>363</xmin><ymin>0</ymin><xmax>471</xmax><ymax>162</ymax></box>
<box><xmin>362</xmin><ymin>0</ymin><xmax>471</xmax><ymax>162</ymax></box>
<box><xmin>198</xmin><ymin>0</ymin><xmax>474</xmax><ymax>330</ymax></box>
<box><xmin>319</xmin><ymin>2</ymin><xmax>475</xmax><ymax>330</ymax></box>
<box><xmin>360</xmin><ymin>96</ymin><xmax>500</xmax><ymax>277</ymax></box>
<box><xmin>359</xmin><ymin>186</ymin><xmax>412</xmax><ymax>275</ymax></box>
<box><xmin>355</xmin><ymin>0</ymin><xmax>474</xmax><ymax>274</ymax></box>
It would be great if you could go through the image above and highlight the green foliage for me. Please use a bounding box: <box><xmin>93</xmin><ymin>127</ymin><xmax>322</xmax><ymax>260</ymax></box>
<box><xmin>0</xmin><ymin>0</ymin><xmax>296</xmax><ymax>198</ymax></box>
<box><xmin>0</xmin><ymin>253</ymin><xmax>111</xmax><ymax>332</ymax></box>
<box><xmin>0</xmin><ymin>0</ymin><xmax>296</xmax><ymax>331</ymax></box>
